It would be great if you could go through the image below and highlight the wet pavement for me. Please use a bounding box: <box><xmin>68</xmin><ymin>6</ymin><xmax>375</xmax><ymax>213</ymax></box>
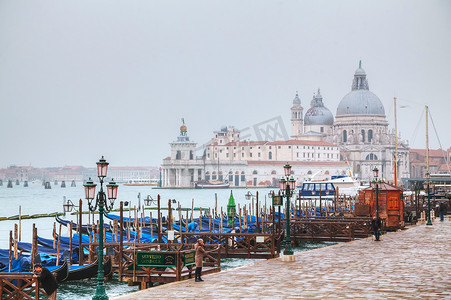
<box><xmin>113</xmin><ymin>219</ymin><xmax>451</xmax><ymax>299</ymax></box>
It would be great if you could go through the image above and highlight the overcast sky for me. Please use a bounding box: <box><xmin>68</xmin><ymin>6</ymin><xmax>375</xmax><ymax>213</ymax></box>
<box><xmin>1</xmin><ymin>0</ymin><xmax>450</xmax><ymax>168</ymax></box>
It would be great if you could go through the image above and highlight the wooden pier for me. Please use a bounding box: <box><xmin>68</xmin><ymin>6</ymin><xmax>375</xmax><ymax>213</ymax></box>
<box><xmin>112</xmin><ymin>219</ymin><xmax>451</xmax><ymax>300</ymax></box>
<box><xmin>0</xmin><ymin>273</ymin><xmax>49</xmax><ymax>300</ymax></box>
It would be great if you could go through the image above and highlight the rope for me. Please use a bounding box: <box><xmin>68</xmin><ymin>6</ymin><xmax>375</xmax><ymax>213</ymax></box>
<box><xmin>429</xmin><ymin>109</ymin><xmax>451</xmax><ymax>174</ymax></box>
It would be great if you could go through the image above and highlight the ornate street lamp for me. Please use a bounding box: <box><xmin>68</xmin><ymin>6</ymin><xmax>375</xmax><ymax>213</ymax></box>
<box><xmin>83</xmin><ymin>156</ymin><xmax>118</xmax><ymax>300</ymax></box>
<box><xmin>279</xmin><ymin>163</ymin><xmax>295</xmax><ymax>257</ymax></box>
<box><xmin>372</xmin><ymin>167</ymin><xmax>379</xmax><ymax>220</ymax></box>
<box><xmin>425</xmin><ymin>172</ymin><xmax>433</xmax><ymax>226</ymax></box>
<box><xmin>63</xmin><ymin>197</ymin><xmax>76</xmax><ymax>213</ymax></box>
<box><xmin>144</xmin><ymin>195</ymin><xmax>156</xmax><ymax>206</ymax></box>
<box><xmin>245</xmin><ymin>191</ymin><xmax>255</xmax><ymax>201</ymax></box>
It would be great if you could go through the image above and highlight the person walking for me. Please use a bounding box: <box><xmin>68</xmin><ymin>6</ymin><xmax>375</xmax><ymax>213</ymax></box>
<box><xmin>371</xmin><ymin>217</ymin><xmax>382</xmax><ymax>241</ymax></box>
<box><xmin>33</xmin><ymin>263</ymin><xmax>58</xmax><ymax>300</ymax></box>
<box><xmin>194</xmin><ymin>238</ymin><xmax>206</xmax><ymax>282</ymax></box>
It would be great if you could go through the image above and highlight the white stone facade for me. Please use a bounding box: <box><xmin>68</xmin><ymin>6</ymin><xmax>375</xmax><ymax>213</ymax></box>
<box><xmin>162</xmin><ymin>126</ymin><xmax>347</xmax><ymax>188</ymax></box>
<box><xmin>161</xmin><ymin>62</ymin><xmax>410</xmax><ymax>188</ymax></box>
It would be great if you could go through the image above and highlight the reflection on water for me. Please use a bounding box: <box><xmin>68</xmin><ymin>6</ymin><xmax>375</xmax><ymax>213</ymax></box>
<box><xmin>56</xmin><ymin>275</ymin><xmax>138</xmax><ymax>300</ymax></box>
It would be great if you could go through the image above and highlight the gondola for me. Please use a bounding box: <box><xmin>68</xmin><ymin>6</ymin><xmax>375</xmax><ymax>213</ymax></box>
<box><xmin>65</xmin><ymin>257</ymin><xmax>111</xmax><ymax>281</ymax></box>
<box><xmin>55</xmin><ymin>215</ymin><xmax>112</xmax><ymax>234</ymax></box>
<box><xmin>47</xmin><ymin>259</ymin><xmax>69</xmax><ymax>283</ymax></box>
<box><xmin>0</xmin><ymin>256</ymin><xmax>68</xmax><ymax>284</ymax></box>
<box><xmin>105</xmin><ymin>213</ymin><xmax>168</xmax><ymax>228</ymax></box>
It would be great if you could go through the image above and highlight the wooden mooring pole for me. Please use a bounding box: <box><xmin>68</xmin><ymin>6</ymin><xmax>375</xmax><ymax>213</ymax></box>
<box><xmin>79</xmin><ymin>198</ymin><xmax>83</xmax><ymax>265</ymax></box>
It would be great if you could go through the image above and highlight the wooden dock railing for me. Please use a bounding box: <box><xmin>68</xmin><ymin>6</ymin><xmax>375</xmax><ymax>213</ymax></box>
<box><xmin>180</xmin><ymin>232</ymin><xmax>282</xmax><ymax>259</ymax></box>
<box><xmin>0</xmin><ymin>273</ymin><xmax>48</xmax><ymax>300</ymax></box>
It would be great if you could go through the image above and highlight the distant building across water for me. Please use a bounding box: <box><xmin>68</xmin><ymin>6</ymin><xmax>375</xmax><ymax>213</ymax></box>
<box><xmin>161</xmin><ymin>62</ymin><xmax>450</xmax><ymax>188</ymax></box>
<box><xmin>0</xmin><ymin>165</ymin><xmax>160</xmax><ymax>183</ymax></box>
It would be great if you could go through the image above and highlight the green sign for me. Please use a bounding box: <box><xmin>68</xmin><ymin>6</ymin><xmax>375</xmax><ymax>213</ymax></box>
<box><xmin>136</xmin><ymin>252</ymin><xmax>177</xmax><ymax>268</ymax></box>
<box><xmin>272</xmin><ymin>195</ymin><xmax>283</xmax><ymax>207</ymax></box>
<box><xmin>183</xmin><ymin>250</ymin><xmax>196</xmax><ymax>266</ymax></box>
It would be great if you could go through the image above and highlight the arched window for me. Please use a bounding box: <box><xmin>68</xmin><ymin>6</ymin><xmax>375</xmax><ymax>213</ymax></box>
<box><xmin>368</xmin><ymin>129</ymin><xmax>373</xmax><ymax>142</ymax></box>
<box><xmin>343</xmin><ymin>130</ymin><xmax>347</xmax><ymax>143</ymax></box>
<box><xmin>212</xmin><ymin>171</ymin><xmax>217</xmax><ymax>180</ymax></box>
<box><xmin>269</xmin><ymin>151</ymin><xmax>272</xmax><ymax>160</ymax></box>
<box><xmin>176</xmin><ymin>151</ymin><xmax>181</xmax><ymax>160</ymax></box>
<box><xmin>271</xmin><ymin>170</ymin><xmax>277</xmax><ymax>175</ymax></box>
<box><xmin>241</xmin><ymin>171</ymin><xmax>245</xmax><ymax>182</ymax></box>
<box><xmin>205</xmin><ymin>172</ymin><xmax>210</xmax><ymax>181</ymax></box>
<box><xmin>325</xmin><ymin>170</ymin><xmax>329</xmax><ymax>175</ymax></box>
<box><xmin>365</xmin><ymin>153</ymin><xmax>378</xmax><ymax>160</ymax></box>
<box><xmin>361</xmin><ymin>130</ymin><xmax>365</xmax><ymax>143</ymax></box>
<box><xmin>253</xmin><ymin>170</ymin><xmax>258</xmax><ymax>175</ymax></box>
<box><xmin>307</xmin><ymin>170</ymin><xmax>312</xmax><ymax>175</ymax></box>
<box><xmin>190</xmin><ymin>150</ymin><xmax>194</xmax><ymax>160</ymax></box>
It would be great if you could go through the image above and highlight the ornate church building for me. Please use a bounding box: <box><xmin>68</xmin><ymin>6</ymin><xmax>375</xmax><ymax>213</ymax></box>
<box><xmin>161</xmin><ymin>62</ymin><xmax>410</xmax><ymax>188</ymax></box>
<box><xmin>308</xmin><ymin>62</ymin><xmax>410</xmax><ymax>182</ymax></box>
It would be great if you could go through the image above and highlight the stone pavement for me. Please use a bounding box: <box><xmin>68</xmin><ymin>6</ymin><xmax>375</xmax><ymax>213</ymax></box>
<box><xmin>113</xmin><ymin>220</ymin><xmax>451</xmax><ymax>299</ymax></box>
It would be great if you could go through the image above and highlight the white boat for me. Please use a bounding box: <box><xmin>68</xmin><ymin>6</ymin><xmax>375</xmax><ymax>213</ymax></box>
<box><xmin>194</xmin><ymin>180</ymin><xmax>230</xmax><ymax>189</ymax></box>
<box><xmin>123</xmin><ymin>178</ymin><xmax>159</xmax><ymax>186</ymax></box>
<box><xmin>326</xmin><ymin>175</ymin><xmax>361</xmax><ymax>189</ymax></box>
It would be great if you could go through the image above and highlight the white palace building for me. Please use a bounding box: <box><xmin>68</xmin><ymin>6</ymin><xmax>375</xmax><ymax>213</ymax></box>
<box><xmin>161</xmin><ymin>62</ymin><xmax>410</xmax><ymax>188</ymax></box>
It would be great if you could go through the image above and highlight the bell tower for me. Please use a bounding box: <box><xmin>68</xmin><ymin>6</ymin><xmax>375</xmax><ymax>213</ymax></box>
<box><xmin>291</xmin><ymin>92</ymin><xmax>304</xmax><ymax>139</ymax></box>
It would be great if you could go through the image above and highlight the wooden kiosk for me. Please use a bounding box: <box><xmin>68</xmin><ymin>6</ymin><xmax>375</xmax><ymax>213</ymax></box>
<box><xmin>358</xmin><ymin>182</ymin><xmax>404</xmax><ymax>229</ymax></box>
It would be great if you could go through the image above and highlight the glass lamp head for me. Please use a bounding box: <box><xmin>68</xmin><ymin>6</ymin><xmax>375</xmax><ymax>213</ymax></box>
<box><xmin>279</xmin><ymin>177</ymin><xmax>287</xmax><ymax>190</ymax></box>
<box><xmin>288</xmin><ymin>177</ymin><xmax>296</xmax><ymax>190</ymax></box>
<box><xmin>372</xmin><ymin>167</ymin><xmax>379</xmax><ymax>179</ymax></box>
<box><xmin>106</xmin><ymin>179</ymin><xmax>118</xmax><ymax>203</ymax></box>
<box><xmin>96</xmin><ymin>156</ymin><xmax>109</xmax><ymax>178</ymax></box>
<box><xmin>283</xmin><ymin>163</ymin><xmax>292</xmax><ymax>177</ymax></box>
<box><xmin>63</xmin><ymin>199</ymin><xmax>74</xmax><ymax>213</ymax></box>
<box><xmin>83</xmin><ymin>178</ymin><xmax>97</xmax><ymax>201</ymax></box>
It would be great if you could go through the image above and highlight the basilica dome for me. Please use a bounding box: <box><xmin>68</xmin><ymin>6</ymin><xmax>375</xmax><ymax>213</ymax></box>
<box><xmin>292</xmin><ymin>92</ymin><xmax>301</xmax><ymax>105</ymax></box>
<box><xmin>304</xmin><ymin>89</ymin><xmax>334</xmax><ymax>125</ymax></box>
<box><xmin>336</xmin><ymin>62</ymin><xmax>385</xmax><ymax>117</ymax></box>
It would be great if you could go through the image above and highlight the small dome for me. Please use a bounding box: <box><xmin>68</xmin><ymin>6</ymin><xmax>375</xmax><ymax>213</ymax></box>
<box><xmin>292</xmin><ymin>92</ymin><xmax>301</xmax><ymax>105</ymax></box>
<box><xmin>180</xmin><ymin>125</ymin><xmax>187</xmax><ymax>133</ymax></box>
<box><xmin>355</xmin><ymin>67</ymin><xmax>365</xmax><ymax>75</ymax></box>
<box><xmin>304</xmin><ymin>89</ymin><xmax>334</xmax><ymax>125</ymax></box>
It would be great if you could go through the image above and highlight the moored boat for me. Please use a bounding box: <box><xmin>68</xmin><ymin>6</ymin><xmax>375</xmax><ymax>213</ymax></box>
<box><xmin>123</xmin><ymin>179</ymin><xmax>158</xmax><ymax>186</ymax></box>
<box><xmin>65</xmin><ymin>257</ymin><xmax>111</xmax><ymax>281</ymax></box>
<box><xmin>194</xmin><ymin>180</ymin><xmax>230</xmax><ymax>189</ymax></box>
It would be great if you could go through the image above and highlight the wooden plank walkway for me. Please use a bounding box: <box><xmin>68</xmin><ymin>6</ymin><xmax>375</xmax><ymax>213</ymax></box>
<box><xmin>113</xmin><ymin>219</ymin><xmax>451</xmax><ymax>299</ymax></box>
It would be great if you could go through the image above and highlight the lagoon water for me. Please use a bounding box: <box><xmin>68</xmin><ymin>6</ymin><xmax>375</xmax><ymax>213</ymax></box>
<box><xmin>0</xmin><ymin>182</ymin><xmax>333</xmax><ymax>299</ymax></box>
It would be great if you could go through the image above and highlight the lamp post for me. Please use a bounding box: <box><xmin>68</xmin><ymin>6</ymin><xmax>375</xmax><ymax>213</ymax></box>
<box><xmin>425</xmin><ymin>172</ymin><xmax>433</xmax><ymax>226</ymax></box>
<box><xmin>62</xmin><ymin>197</ymin><xmax>84</xmax><ymax>265</ymax></box>
<box><xmin>83</xmin><ymin>156</ymin><xmax>118</xmax><ymax>300</ymax></box>
<box><xmin>245</xmin><ymin>191</ymin><xmax>259</xmax><ymax>233</ymax></box>
<box><xmin>279</xmin><ymin>163</ymin><xmax>296</xmax><ymax>257</ymax></box>
<box><xmin>372</xmin><ymin>167</ymin><xmax>379</xmax><ymax>220</ymax></box>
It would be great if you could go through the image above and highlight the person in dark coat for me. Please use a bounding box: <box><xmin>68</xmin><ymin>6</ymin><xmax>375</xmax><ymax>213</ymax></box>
<box><xmin>194</xmin><ymin>238</ymin><xmax>206</xmax><ymax>282</ymax></box>
<box><xmin>371</xmin><ymin>217</ymin><xmax>382</xmax><ymax>241</ymax></box>
<box><xmin>439</xmin><ymin>202</ymin><xmax>447</xmax><ymax>221</ymax></box>
<box><xmin>33</xmin><ymin>263</ymin><xmax>58</xmax><ymax>300</ymax></box>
